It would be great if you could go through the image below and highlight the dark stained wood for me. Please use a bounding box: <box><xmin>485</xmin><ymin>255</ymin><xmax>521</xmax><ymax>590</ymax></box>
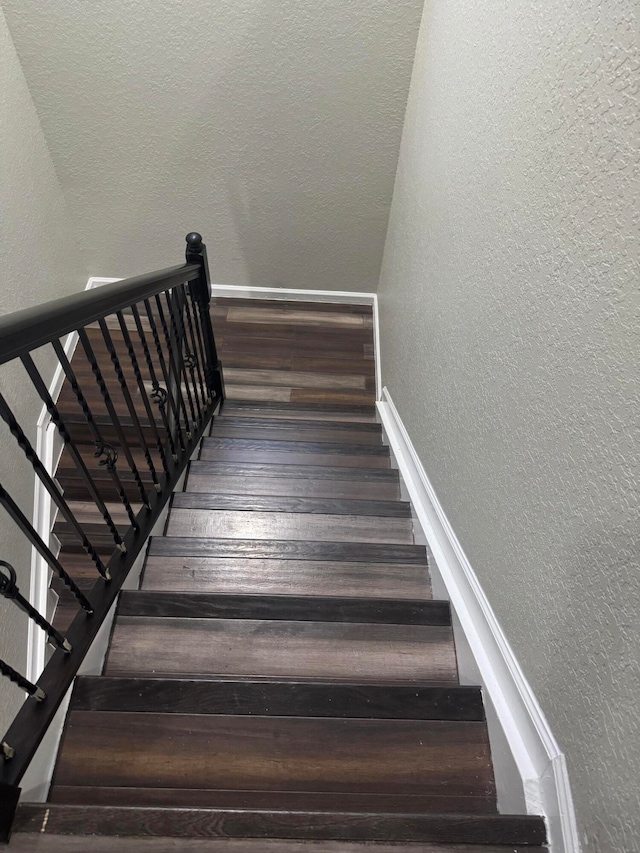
<box><xmin>8</xmin><ymin>836</ymin><xmax>545</xmax><ymax>853</ymax></box>
<box><xmin>172</xmin><ymin>492</ymin><xmax>410</xmax><ymax>518</ymax></box>
<box><xmin>185</xmin><ymin>472</ymin><xmax>401</xmax><ymax>501</ymax></box>
<box><xmin>210</xmin><ymin>425</ymin><xmax>383</xmax><ymax>445</ymax></box>
<box><xmin>141</xmin><ymin>556</ymin><xmax>431</xmax><ymax>600</ymax></box>
<box><xmin>165</xmin><ymin>508</ymin><xmax>413</xmax><ymax>545</ymax></box>
<box><xmin>223</xmin><ymin>368</ymin><xmax>367</xmax><ymax>391</ymax></box>
<box><xmin>189</xmin><ymin>460</ymin><xmax>399</xmax><ymax>483</ymax></box>
<box><xmin>13</xmin><ymin>804</ymin><xmax>547</xmax><ymax>845</ymax></box>
<box><xmin>148</xmin><ymin>537</ymin><xmax>427</xmax><ymax>565</ymax></box>
<box><xmin>212</xmin><ymin>416</ymin><xmax>382</xmax><ymax>434</ymax></box>
<box><xmin>71</xmin><ymin>677</ymin><xmax>484</xmax><ymax>720</ymax></box>
<box><xmin>105</xmin><ymin>617</ymin><xmax>456</xmax><ymax>682</ymax></box>
<box><xmin>52</xmin><ymin>712</ymin><xmax>493</xmax><ymax>797</ymax></box>
<box><xmin>48</xmin><ymin>787</ymin><xmax>495</xmax><ymax>815</ymax></box>
<box><xmin>202</xmin><ymin>437</ymin><xmax>389</xmax><ymax>457</ymax></box>
<box><xmin>199</xmin><ymin>448</ymin><xmax>391</xmax><ymax>469</ymax></box>
<box><xmin>214</xmin><ymin>297</ymin><xmax>373</xmax><ymax>314</ymax></box>
<box><xmin>116</xmin><ymin>592</ymin><xmax>450</xmax><ymax>625</ymax></box>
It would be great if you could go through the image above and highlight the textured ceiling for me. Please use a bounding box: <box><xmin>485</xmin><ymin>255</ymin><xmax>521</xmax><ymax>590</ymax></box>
<box><xmin>2</xmin><ymin>0</ymin><xmax>424</xmax><ymax>288</ymax></box>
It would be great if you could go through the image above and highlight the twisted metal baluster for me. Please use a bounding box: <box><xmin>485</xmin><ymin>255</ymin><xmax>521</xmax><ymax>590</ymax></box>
<box><xmin>22</xmin><ymin>349</ymin><xmax>129</xmax><ymax>550</ymax></box>
<box><xmin>52</xmin><ymin>339</ymin><xmax>138</xmax><ymax>536</ymax></box>
<box><xmin>0</xmin><ymin>561</ymin><xmax>71</xmax><ymax>652</ymax></box>
<box><xmin>128</xmin><ymin>304</ymin><xmax>178</xmax><ymax>464</ymax></box>
<box><xmin>186</xmin><ymin>283</ymin><xmax>212</xmax><ymax>406</ymax></box>
<box><xmin>144</xmin><ymin>298</ymin><xmax>191</xmax><ymax>442</ymax></box>
<box><xmin>78</xmin><ymin>328</ymin><xmax>151</xmax><ymax>510</ymax></box>
<box><xmin>0</xmin><ymin>391</ymin><xmax>109</xmax><ymax>581</ymax></box>
<box><xmin>180</xmin><ymin>283</ymin><xmax>208</xmax><ymax>413</ymax></box>
<box><xmin>0</xmin><ymin>660</ymin><xmax>45</xmax><ymax>706</ymax></box>
<box><xmin>159</xmin><ymin>291</ymin><xmax>198</xmax><ymax>428</ymax></box>
<box><xmin>139</xmin><ymin>301</ymin><xmax>186</xmax><ymax>454</ymax></box>
<box><xmin>98</xmin><ymin>318</ymin><xmax>161</xmax><ymax>493</ymax></box>
<box><xmin>0</xmin><ymin>483</ymin><xmax>93</xmax><ymax>612</ymax></box>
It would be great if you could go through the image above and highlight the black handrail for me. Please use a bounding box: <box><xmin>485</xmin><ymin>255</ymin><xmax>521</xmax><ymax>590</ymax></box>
<box><xmin>0</xmin><ymin>233</ymin><xmax>223</xmax><ymax>833</ymax></box>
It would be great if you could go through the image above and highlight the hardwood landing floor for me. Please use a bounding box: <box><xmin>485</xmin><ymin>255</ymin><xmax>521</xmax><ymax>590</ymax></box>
<box><xmin>21</xmin><ymin>297</ymin><xmax>547</xmax><ymax>849</ymax></box>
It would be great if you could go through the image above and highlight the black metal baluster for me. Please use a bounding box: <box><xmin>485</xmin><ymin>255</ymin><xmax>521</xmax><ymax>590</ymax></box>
<box><xmin>50</xmin><ymin>341</ymin><xmax>139</xmax><ymax>532</ymax></box>
<box><xmin>0</xmin><ymin>562</ymin><xmax>71</xmax><ymax>652</ymax></box>
<box><xmin>185</xmin><ymin>284</ymin><xmax>212</xmax><ymax>406</ymax></box>
<box><xmin>21</xmin><ymin>350</ymin><xmax>129</xmax><ymax>550</ymax></box>
<box><xmin>0</xmin><ymin>661</ymin><xmax>45</xmax><ymax>708</ymax></box>
<box><xmin>181</xmin><ymin>283</ymin><xmax>208</xmax><ymax>413</ymax></box>
<box><xmin>176</xmin><ymin>290</ymin><xmax>204</xmax><ymax>422</ymax></box>
<box><xmin>78</xmin><ymin>329</ymin><xmax>152</xmax><ymax>510</ymax></box>
<box><xmin>160</xmin><ymin>291</ymin><xmax>199</xmax><ymax>428</ymax></box>
<box><xmin>144</xmin><ymin>298</ymin><xmax>191</xmax><ymax>442</ymax></box>
<box><xmin>115</xmin><ymin>311</ymin><xmax>170</xmax><ymax>478</ymax></box>
<box><xmin>98</xmin><ymin>319</ymin><xmax>161</xmax><ymax>493</ymax></box>
<box><xmin>129</xmin><ymin>304</ymin><xmax>179</xmax><ymax>463</ymax></box>
<box><xmin>0</xmin><ymin>483</ymin><xmax>92</xmax><ymax>612</ymax></box>
<box><xmin>0</xmin><ymin>391</ymin><xmax>109</xmax><ymax>581</ymax></box>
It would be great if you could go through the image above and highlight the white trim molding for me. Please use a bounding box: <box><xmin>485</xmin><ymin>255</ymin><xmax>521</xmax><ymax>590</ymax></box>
<box><xmin>27</xmin><ymin>276</ymin><xmax>108</xmax><ymax>682</ymax></box>
<box><xmin>377</xmin><ymin>386</ymin><xmax>580</xmax><ymax>853</ymax></box>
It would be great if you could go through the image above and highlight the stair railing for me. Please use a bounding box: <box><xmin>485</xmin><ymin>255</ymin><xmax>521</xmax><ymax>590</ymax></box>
<box><xmin>0</xmin><ymin>233</ymin><xmax>223</xmax><ymax>812</ymax></box>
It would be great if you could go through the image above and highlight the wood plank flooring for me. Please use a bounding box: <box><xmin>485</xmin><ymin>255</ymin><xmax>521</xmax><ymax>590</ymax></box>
<box><xmin>25</xmin><ymin>296</ymin><xmax>547</xmax><ymax>850</ymax></box>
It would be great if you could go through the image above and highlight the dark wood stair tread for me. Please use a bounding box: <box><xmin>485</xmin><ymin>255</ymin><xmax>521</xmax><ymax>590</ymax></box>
<box><xmin>116</xmin><ymin>591</ymin><xmax>449</xmax><ymax>624</ymax></box>
<box><xmin>199</xmin><ymin>447</ymin><xmax>391</xmax><ymax>470</ymax></box>
<box><xmin>48</xmin><ymin>787</ymin><xmax>496</xmax><ymax>815</ymax></box>
<box><xmin>202</xmin><ymin>438</ymin><xmax>388</xmax><ymax>457</ymax></box>
<box><xmin>105</xmin><ymin>617</ymin><xmax>456</xmax><ymax>682</ymax></box>
<box><xmin>172</xmin><ymin>493</ymin><xmax>411</xmax><ymax>518</ymax></box>
<box><xmin>141</xmin><ymin>556</ymin><xmax>431</xmax><ymax>599</ymax></box>
<box><xmin>165</xmin><ymin>509</ymin><xmax>414</xmax><ymax>546</ymax></box>
<box><xmin>188</xmin><ymin>459</ymin><xmax>399</xmax><ymax>482</ymax></box>
<box><xmin>148</xmin><ymin>537</ymin><xmax>426</xmax><ymax>564</ymax></box>
<box><xmin>52</xmin><ymin>711</ymin><xmax>494</xmax><ymax>798</ymax></box>
<box><xmin>210</xmin><ymin>425</ymin><xmax>384</xmax><ymax>446</ymax></box>
<box><xmin>70</xmin><ymin>677</ymin><xmax>484</xmax><ymax>720</ymax></box>
<box><xmin>212</xmin><ymin>416</ymin><xmax>382</xmax><ymax>433</ymax></box>
<box><xmin>14</xmin><ymin>804</ymin><xmax>546</xmax><ymax>846</ymax></box>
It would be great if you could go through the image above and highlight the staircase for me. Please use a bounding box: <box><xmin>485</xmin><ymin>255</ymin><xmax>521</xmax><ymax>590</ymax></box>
<box><xmin>8</xmin><ymin>297</ymin><xmax>547</xmax><ymax>850</ymax></box>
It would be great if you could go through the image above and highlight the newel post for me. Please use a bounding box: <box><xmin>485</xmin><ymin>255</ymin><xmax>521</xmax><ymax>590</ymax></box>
<box><xmin>185</xmin><ymin>233</ymin><xmax>225</xmax><ymax>407</ymax></box>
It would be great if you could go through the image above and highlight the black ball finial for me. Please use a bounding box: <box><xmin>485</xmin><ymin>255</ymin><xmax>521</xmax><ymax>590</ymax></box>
<box><xmin>185</xmin><ymin>232</ymin><xmax>203</xmax><ymax>253</ymax></box>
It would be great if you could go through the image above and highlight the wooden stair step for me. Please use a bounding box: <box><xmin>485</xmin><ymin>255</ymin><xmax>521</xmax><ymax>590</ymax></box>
<box><xmin>212</xmin><ymin>416</ymin><xmax>382</xmax><ymax>434</ymax></box>
<box><xmin>189</xmin><ymin>460</ymin><xmax>399</xmax><ymax>483</ymax></box>
<box><xmin>199</xmin><ymin>443</ymin><xmax>390</xmax><ymax>469</ymax></box>
<box><xmin>165</xmin><ymin>508</ymin><xmax>413</xmax><ymax>545</ymax></box>
<box><xmin>209</xmin><ymin>424</ymin><xmax>383</xmax><ymax>446</ymax></box>
<box><xmin>105</xmin><ymin>619</ymin><xmax>455</xmax><ymax>683</ymax></box>
<box><xmin>201</xmin><ymin>437</ymin><xmax>389</xmax><ymax>457</ymax></box>
<box><xmin>220</xmin><ymin>401</ymin><xmax>377</xmax><ymax>423</ymax></box>
<box><xmin>172</xmin><ymin>492</ymin><xmax>411</xmax><ymax>518</ymax></box>
<box><xmin>14</xmin><ymin>805</ymin><xmax>546</xmax><ymax>846</ymax></box>
<box><xmin>51</xmin><ymin>712</ymin><xmax>493</xmax><ymax>798</ymax></box>
<box><xmin>141</xmin><ymin>556</ymin><xmax>431</xmax><ymax>599</ymax></box>
<box><xmin>148</xmin><ymin>537</ymin><xmax>426</xmax><ymax>564</ymax></box>
<box><xmin>185</xmin><ymin>472</ymin><xmax>400</xmax><ymax>501</ymax></box>
<box><xmin>116</xmin><ymin>592</ymin><xmax>449</xmax><ymax>624</ymax></box>
<box><xmin>70</xmin><ymin>677</ymin><xmax>483</xmax><ymax>719</ymax></box>
<box><xmin>8</xmin><ymin>836</ymin><xmax>548</xmax><ymax>853</ymax></box>
<box><xmin>48</xmin><ymin>787</ymin><xmax>496</xmax><ymax>815</ymax></box>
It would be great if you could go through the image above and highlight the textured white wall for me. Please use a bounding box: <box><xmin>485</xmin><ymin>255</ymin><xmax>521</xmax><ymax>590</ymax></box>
<box><xmin>0</xmin><ymin>6</ymin><xmax>86</xmax><ymax>731</ymax></box>
<box><xmin>3</xmin><ymin>0</ymin><xmax>423</xmax><ymax>289</ymax></box>
<box><xmin>378</xmin><ymin>1</ymin><xmax>639</xmax><ymax>851</ymax></box>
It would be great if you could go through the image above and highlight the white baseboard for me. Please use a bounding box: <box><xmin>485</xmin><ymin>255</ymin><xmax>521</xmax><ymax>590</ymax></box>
<box><xmin>209</xmin><ymin>282</ymin><xmax>376</xmax><ymax>306</ymax></box>
<box><xmin>377</xmin><ymin>386</ymin><xmax>580</xmax><ymax>853</ymax></box>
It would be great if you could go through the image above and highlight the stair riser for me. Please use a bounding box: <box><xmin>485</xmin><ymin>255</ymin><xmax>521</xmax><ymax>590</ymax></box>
<box><xmin>105</xmin><ymin>618</ymin><xmax>457</xmax><ymax>682</ymax></box>
<box><xmin>141</xmin><ymin>557</ymin><xmax>431</xmax><ymax>600</ymax></box>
